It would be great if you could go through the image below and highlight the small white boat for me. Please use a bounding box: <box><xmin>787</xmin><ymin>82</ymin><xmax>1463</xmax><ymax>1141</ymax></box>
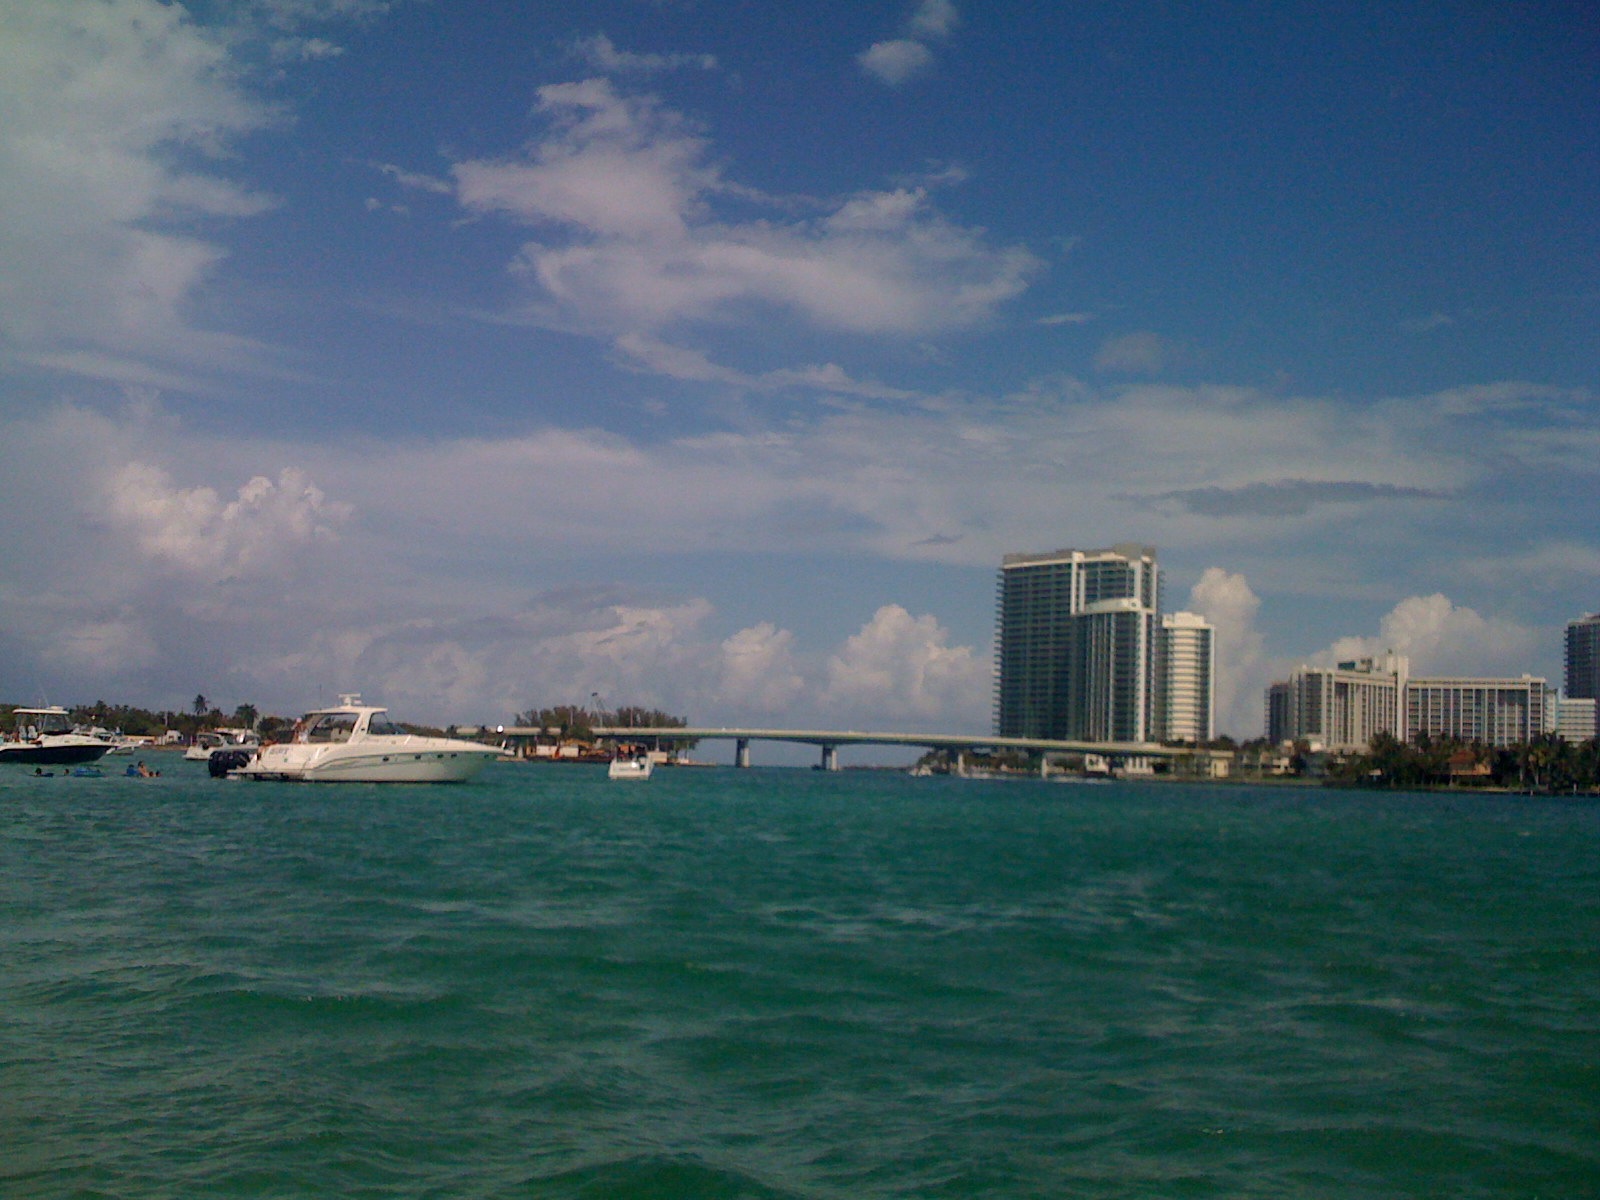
<box><xmin>607</xmin><ymin>752</ymin><xmax>654</xmax><ymax>780</ymax></box>
<box><xmin>0</xmin><ymin>707</ymin><xmax>114</xmax><ymax>767</ymax></box>
<box><xmin>224</xmin><ymin>695</ymin><xmax>499</xmax><ymax>783</ymax></box>
<box><xmin>185</xmin><ymin>728</ymin><xmax>261</xmax><ymax>762</ymax></box>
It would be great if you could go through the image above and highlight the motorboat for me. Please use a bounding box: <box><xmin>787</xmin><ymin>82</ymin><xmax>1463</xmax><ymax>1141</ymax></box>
<box><xmin>0</xmin><ymin>707</ymin><xmax>114</xmax><ymax>767</ymax></box>
<box><xmin>607</xmin><ymin>751</ymin><xmax>654</xmax><ymax>780</ymax></box>
<box><xmin>223</xmin><ymin>695</ymin><xmax>498</xmax><ymax>783</ymax></box>
<box><xmin>184</xmin><ymin>728</ymin><xmax>261</xmax><ymax>762</ymax></box>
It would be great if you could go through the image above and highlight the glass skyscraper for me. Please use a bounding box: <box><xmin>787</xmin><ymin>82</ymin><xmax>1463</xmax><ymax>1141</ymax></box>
<box><xmin>994</xmin><ymin>545</ymin><xmax>1161</xmax><ymax>743</ymax></box>
<box><xmin>1565</xmin><ymin>613</ymin><xmax>1600</xmax><ymax>700</ymax></box>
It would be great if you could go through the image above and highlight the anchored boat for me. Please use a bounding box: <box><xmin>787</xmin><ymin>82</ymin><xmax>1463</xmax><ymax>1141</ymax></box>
<box><xmin>0</xmin><ymin>707</ymin><xmax>114</xmax><ymax>767</ymax></box>
<box><xmin>222</xmin><ymin>695</ymin><xmax>498</xmax><ymax>783</ymax></box>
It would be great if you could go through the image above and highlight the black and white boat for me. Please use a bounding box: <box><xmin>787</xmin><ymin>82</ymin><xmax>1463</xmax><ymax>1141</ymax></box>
<box><xmin>1</xmin><ymin>707</ymin><xmax>114</xmax><ymax>767</ymax></box>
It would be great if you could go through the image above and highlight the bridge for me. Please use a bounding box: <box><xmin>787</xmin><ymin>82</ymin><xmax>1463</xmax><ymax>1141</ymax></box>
<box><xmin>576</xmin><ymin>726</ymin><xmax>1228</xmax><ymax>773</ymax></box>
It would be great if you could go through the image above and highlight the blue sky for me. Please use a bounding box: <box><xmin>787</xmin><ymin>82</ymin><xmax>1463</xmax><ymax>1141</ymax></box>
<box><xmin>1</xmin><ymin>0</ymin><xmax>1596</xmax><ymax>744</ymax></box>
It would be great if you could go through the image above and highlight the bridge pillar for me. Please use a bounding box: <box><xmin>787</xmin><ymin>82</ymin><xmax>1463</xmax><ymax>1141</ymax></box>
<box><xmin>735</xmin><ymin>738</ymin><xmax>750</xmax><ymax>769</ymax></box>
<box><xmin>821</xmin><ymin>744</ymin><xmax>839</xmax><ymax>772</ymax></box>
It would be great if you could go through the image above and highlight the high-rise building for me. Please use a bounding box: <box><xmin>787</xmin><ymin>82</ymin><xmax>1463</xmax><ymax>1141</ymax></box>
<box><xmin>995</xmin><ymin>544</ymin><xmax>1160</xmax><ymax>743</ymax></box>
<box><xmin>1266</xmin><ymin>658</ymin><xmax>1554</xmax><ymax>752</ymax></box>
<box><xmin>1264</xmin><ymin>655</ymin><xmax>1407</xmax><ymax>752</ymax></box>
<box><xmin>1565</xmin><ymin>613</ymin><xmax>1600</xmax><ymax>700</ymax></box>
<box><xmin>1153</xmin><ymin>611</ymin><xmax>1215</xmax><ymax>743</ymax></box>
<box><xmin>1404</xmin><ymin>677</ymin><xmax>1550</xmax><ymax>747</ymax></box>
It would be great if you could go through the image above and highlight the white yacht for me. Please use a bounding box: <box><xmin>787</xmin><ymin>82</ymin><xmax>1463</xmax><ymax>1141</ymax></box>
<box><xmin>607</xmin><ymin>751</ymin><xmax>654</xmax><ymax>780</ymax></box>
<box><xmin>1</xmin><ymin>707</ymin><xmax>114</xmax><ymax>767</ymax></box>
<box><xmin>224</xmin><ymin>696</ymin><xmax>499</xmax><ymax>783</ymax></box>
<box><xmin>184</xmin><ymin>728</ymin><xmax>262</xmax><ymax>762</ymax></box>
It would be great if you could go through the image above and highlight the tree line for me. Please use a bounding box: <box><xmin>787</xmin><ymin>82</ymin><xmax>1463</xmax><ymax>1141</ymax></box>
<box><xmin>1327</xmin><ymin>731</ymin><xmax>1600</xmax><ymax>792</ymax></box>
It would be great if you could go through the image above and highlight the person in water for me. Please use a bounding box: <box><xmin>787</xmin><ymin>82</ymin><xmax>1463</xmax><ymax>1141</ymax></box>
<box><xmin>126</xmin><ymin>760</ymin><xmax>160</xmax><ymax>777</ymax></box>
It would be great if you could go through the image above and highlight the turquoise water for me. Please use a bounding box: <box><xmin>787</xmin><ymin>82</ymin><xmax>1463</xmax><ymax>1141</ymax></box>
<box><xmin>3</xmin><ymin>762</ymin><xmax>1597</xmax><ymax>1199</ymax></box>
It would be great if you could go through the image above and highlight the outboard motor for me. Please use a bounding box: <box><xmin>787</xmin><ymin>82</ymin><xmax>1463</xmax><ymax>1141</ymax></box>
<box><xmin>209</xmin><ymin>748</ymin><xmax>253</xmax><ymax>778</ymax></box>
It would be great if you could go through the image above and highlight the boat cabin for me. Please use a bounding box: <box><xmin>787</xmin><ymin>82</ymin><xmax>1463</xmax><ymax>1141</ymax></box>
<box><xmin>10</xmin><ymin>707</ymin><xmax>76</xmax><ymax>740</ymax></box>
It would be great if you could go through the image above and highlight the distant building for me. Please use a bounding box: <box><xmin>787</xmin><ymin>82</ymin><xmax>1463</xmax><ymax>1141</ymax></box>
<box><xmin>1404</xmin><ymin>677</ymin><xmax>1550</xmax><ymax>748</ymax></box>
<box><xmin>1266</xmin><ymin>658</ymin><xmax>1556</xmax><ymax>752</ymax></box>
<box><xmin>1153</xmin><ymin>611</ymin><xmax>1214</xmax><ymax>743</ymax></box>
<box><xmin>995</xmin><ymin>544</ymin><xmax>1160</xmax><ymax>742</ymax></box>
<box><xmin>1555</xmin><ymin>695</ymin><xmax>1597</xmax><ymax>743</ymax></box>
<box><xmin>1565</xmin><ymin>613</ymin><xmax>1600</xmax><ymax>700</ymax></box>
<box><xmin>1263</xmin><ymin>655</ymin><xmax>1408</xmax><ymax>753</ymax></box>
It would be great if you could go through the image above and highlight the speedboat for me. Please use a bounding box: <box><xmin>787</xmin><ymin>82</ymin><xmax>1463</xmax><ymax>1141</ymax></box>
<box><xmin>0</xmin><ymin>707</ymin><xmax>114</xmax><ymax>767</ymax></box>
<box><xmin>607</xmin><ymin>751</ymin><xmax>654</xmax><ymax>780</ymax></box>
<box><xmin>223</xmin><ymin>695</ymin><xmax>498</xmax><ymax>783</ymax></box>
<box><xmin>184</xmin><ymin>728</ymin><xmax>261</xmax><ymax>762</ymax></box>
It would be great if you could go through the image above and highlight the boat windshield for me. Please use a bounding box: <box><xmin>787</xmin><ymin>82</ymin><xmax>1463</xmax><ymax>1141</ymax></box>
<box><xmin>367</xmin><ymin>713</ymin><xmax>405</xmax><ymax>736</ymax></box>
<box><xmin>14</xmin><ymin>710</ymin><xmax>74</xmax><ymax>737</ymax></box>
<box><xmin>305</xmin><ymin>712</ymin><xmax>359</xmax><ymax>743</ymax></box>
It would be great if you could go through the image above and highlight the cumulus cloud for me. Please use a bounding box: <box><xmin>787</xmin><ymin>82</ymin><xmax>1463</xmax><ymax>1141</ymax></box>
<box><xmin>909</xmin><ymin>0</ymin><xmax>960</xmax><ymax>40</ymax></box>
<box><xmin>822</xmin><ymin>605</ymin><xmax>989</xmax><ymax>725</ymax></box>
<box><xmin>858</xmin><ymin>40</ymin><xmax>934</xmax><ymax>86</ymax></box>
<box><xmin>859</xmin><ymin>1</ymin><xmax>959</xmax><ymax>85</ymax></box>
<box><xmin>717</xmin><ymin>623</ymin><xmax>807</xmax><ymax>713</ymax></box>
<box><xmin>1186</xmin><ymin>568</ymin><xmax>1268</xmax><ymax>737</ymax></box>
<box><xmin>1314</xmin><ymin>594</ymin><xmax>1541</xmax><ymax>679</ymax></box>
<box><xmin>240</xmin><ymin>592</ymin><xmax>988</xmax><ymax>735</ymax></box>
<box><xmin>0</xmin><ymin>0</ymin><xmax>278</xmax><ymax>383</ymax></box>
<box><xmin>1</xmin><ymin>376</ymin><xmax>1592</xmax><ymax>725</ymax></box>
<box><xmin>454</xmin><ymin>75</ymin><xmax>1035</xmax><ymax>336</ymax></box>
<box><xmin>105</xmin><ymin>464</ymin><xmax>352</xmax><ymax>580</ymax></box>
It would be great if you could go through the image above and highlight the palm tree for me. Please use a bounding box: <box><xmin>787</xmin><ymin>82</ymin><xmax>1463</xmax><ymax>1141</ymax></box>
<box><xmin>234</xmin><ymin>703</ymin><xmax>258</xmax><ymax>731</ymax></box>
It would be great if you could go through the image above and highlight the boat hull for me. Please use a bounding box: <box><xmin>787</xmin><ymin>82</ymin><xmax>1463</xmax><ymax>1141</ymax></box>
<box><xmin>231</xmin><ymin>746</ymin><xmax>497</xmax><ymax>783</ymax></box>
<box><xmin>0</xmin><ymin>740</ymin><xmax>113</xmax><ymax>766</ymax></box>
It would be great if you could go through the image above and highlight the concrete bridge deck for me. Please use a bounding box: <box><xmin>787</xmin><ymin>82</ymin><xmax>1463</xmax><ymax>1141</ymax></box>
<box><xmin>573</xmin><ymin>726</ymin><xmax>1226</xmax><ymax>771</ymax></box>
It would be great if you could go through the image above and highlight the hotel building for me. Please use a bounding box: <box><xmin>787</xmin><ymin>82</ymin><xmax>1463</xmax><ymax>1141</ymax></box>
<box><xmin>1404</xmin><ymin>677</ymin><xmax>1549</xmax><ymax>747</ymax></box>
<box><xmin>1265</xmin><ymin>656</ymin><xmax>1408</xmax><ymax>753</ymax></box>
<box><xmin>1153</xmin><ymin>611</ymin><xmax>1216</xmax><ymax>743</ymax></box>
<box><xmin>1267</xmin><ymin>657</ymin><xmax>1555</xmax><ymax>750</ymax></box>
<box><xmin>994</xmin><ymin>545</ymin><xmax>1162</xmax><ymax>743</ymax></box>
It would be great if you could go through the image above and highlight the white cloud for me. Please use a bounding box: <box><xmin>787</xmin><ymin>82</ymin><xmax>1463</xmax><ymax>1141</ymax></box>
<box><xmin>0</xmin><ymin>376</ymin><xmax>1591</xmax><ymax>726</ymax></box>
<box><xmin>858</xmin><ymin>39</ymin><xmax>934</xmax><ymax>86</ymax></box>
<box><xmin>0</xmin><ymin>0</ymin><xmax>277</xmax><ymax>382</ymax></box>
<box><xmin>454</xmin><ymin>78</ymin><xmax>1038</xmax><ymax>335</ymax></box>
<box><xmin>1314</xmin><ymin>594</ymin><xmax>1541</xmax><ymax>679</ymax></box>
<box><xmin>859</xmin><ymin>1</ymin><xmax>959</xmax><ymax>85</ymax></box>
<box><xmin>614</xmin><ymin>333</ymin><xmax>921</xmax><ymax>401</ymax></box>
<box><xmin>1094</xmin><ymin>330</ymin><xmax>1181</xmax><ymax>375</ymax></box>
<box><xmin>717</xmin><ymin>623</ymin><xmax>807</xmax><ymax>713</ymax></box>
<box><xmin>822</xmin><ymin>605</ymin><xmax>989</xmax><ymax>725</ymax></box>
<box><xmin>573</xmin><ymin>32</ymin><xmax>716</xmax><ymax>74</ymax></box>
<box><xmin>909</xmin><ymin>0</ymin><xmax>960</xmax><ymax>40</ymax></box>
<box><xmin>271</xmin><ymin>35</ymin><xmax>345</xmax><ymax>61</ymax></box>
<box><xmin>105</xmin><ymin>464</ymin><xmax>352</xmax><ymax>580</ymax></box>
<box><xmin>1186</xmin><ymin>568</ymin><xmax>1267</xmax><ymax>738</ymax></box>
